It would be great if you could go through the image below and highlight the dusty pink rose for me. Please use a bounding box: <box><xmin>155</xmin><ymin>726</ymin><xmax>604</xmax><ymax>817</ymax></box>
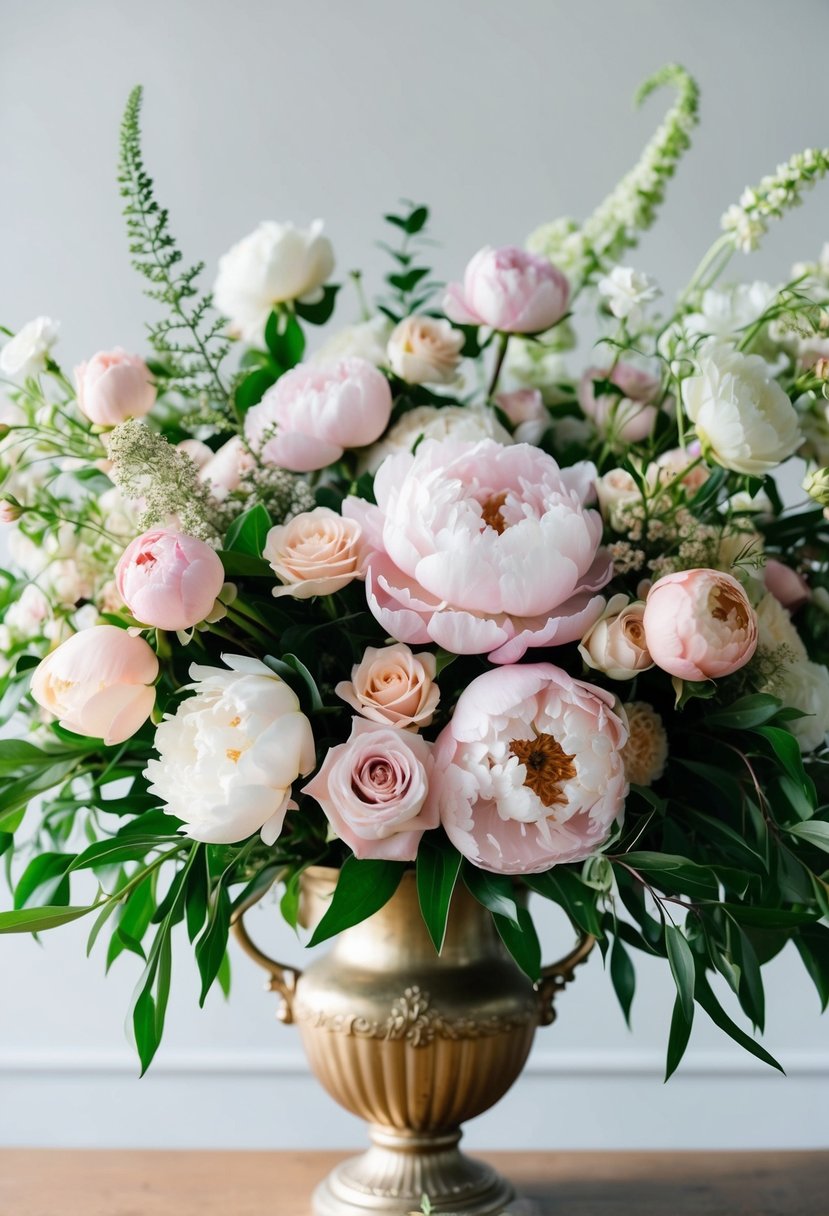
<box><xmin>764</xmin><ymin>558</ymin><xmax>809</xmax><ymax>611</ymax></box>
<box><xmin>344</xmin><ymin>437</ymin><xmax>610</xmax><ymax>664</ymax></box>
<box><xmin>578</xmin><ymin>363</ymin><xmax>662</xmax><ymax>443</ymax></box>
<box><xmin>116</xmin><ymin>529</ymin><xmax>226</xmax><ymax>631</ymax></box>
<box><xmin>643</xmin><ymin>569</ymin><xmax>758</xmax><ymax>681</ymax></box>
<box><xmin>74</xmin><ymin>349</ymin><xmax>156</xmax><ymax>426</ymax></box>
<box><xmin>336</xmin><ymin>643</ymin><xmax>439</xmax><ymax>729</ymax></box>
<box><xmin>244</xmin><ymin>357</ymin><xmax>392</xmax><ymax>472</ymax></box>
<box><xmin>31</xmin><ymin>625</ymin><xmax>158</xmax><ymax>745</ymax></box>
<box><xmin>430</xmin><ymin>663</ymin><xmax>628</xmax><ymax>875</ymax></box>
<box><xmin>200</xmin><ymin>436</ymin><xmax>256</xmax><ymax>499</ymax></box>
<box><xmin>495</xmin><ymin>388</ymin><xmax>549</xmax><ymax>444</ymax></box>
<box><xmin>443</xmin><ymin>246</ymin><xmax>569</xmax><ymax>334</ymax></box>
<box><xmin>264</xmin><ymin>507</ymin><xmax>365</xmax><ymax>599</ymax></box>
<box><xmin>303</xmin><ymin>717</ymin><xmax>437</xmax><ymax>861</ymax></box>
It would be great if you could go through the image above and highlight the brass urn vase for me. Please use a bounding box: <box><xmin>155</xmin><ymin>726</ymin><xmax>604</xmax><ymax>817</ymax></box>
<box><xmin>233</xmin><ymin>867</ymin><xmax>591</xmax><ymax>1215</ymax></box>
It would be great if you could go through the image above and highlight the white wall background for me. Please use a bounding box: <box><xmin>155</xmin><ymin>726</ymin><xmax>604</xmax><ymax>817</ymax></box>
<box><xmin>1</xmin><ymin>0</ymin><xmax>828</xmax><ymax>1152</ymax></box>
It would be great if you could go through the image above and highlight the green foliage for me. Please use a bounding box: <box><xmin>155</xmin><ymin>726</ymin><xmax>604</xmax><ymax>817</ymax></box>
<box><xmin>119</xmin><ymin>86</ymin><xmax>230</xmax><ymax>408</ymax></box>
<box><xmin>307</xmin><ymin>857</ymin><xmax>407</xmax><ymax>946</ymax></box>
<box><xmin>377</xmin><ymin>201</ymin><xmax>440</xmax><ymax>321</ymax></box>
<box><xmin>415</xmin><ymin>831</ymin><xmax>462</xmax><ymax>953</ymax></box>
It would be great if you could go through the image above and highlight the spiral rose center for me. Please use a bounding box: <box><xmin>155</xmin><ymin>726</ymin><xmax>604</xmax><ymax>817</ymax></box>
<box><xmin>509</xmin><ymin>732</ymin><xmax>577</xmax><ymax>807</ymax></box>
<box><xmin>481</xmin><ymin>491</ymin><xmax>509</xmax><ymax>534</ymax></box>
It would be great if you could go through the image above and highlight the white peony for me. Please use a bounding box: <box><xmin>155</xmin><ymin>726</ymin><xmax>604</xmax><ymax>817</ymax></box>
<box><xmin>756</xmin><ymin>593</ymin><xmax>829</xmax><ymax>753</ymax></box>
<box><xmin>213</xmin><ymin>221</ymin><xmax>334</xmax><ymax>342</ymax></box>
<box><xmin>0</xmin><ymin>316</ymin><xmax>60</xmax><ymax>381</ymax></box>
<box><xmin>684</xmin><ymin>282</ymin><xmax>779</xmax><ymax>343</ymax></box>
<box><xmin>310</xmin><ymin>316</ymin><xmax>391</xmax><ymax>368</ymax></box>
<box><xmin>682</xmin><ymin>343</ymin><xmax>801</xmax><ymax>475</ymax></box>
<box><xmin>145</xmin><ymin>655</ymin><xmax>316</xmax><ymax>844</ymax></box>
<box><xmin>597</xmin><ymin>266</ymin><xmax>660</xmax><ymax>330</ymax></box>
<box><xmin>357</xmin><ymin>404</ymin><xmax>511</xmax><ymax>474</ymax></box>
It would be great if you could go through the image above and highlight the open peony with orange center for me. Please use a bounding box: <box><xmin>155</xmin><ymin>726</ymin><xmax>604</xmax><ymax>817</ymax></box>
<box><xmin>429</xmin><ymin>663</ymin><xmax>628</xmax><ymax>874</ymax></box>
<box><xmin>344</xmin><ymin>437</ymin><xmax>611</xmax><ymax>663</ymax></box>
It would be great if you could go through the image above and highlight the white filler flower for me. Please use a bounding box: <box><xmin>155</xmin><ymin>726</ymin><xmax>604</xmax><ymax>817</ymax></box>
<box><xmin>597</xmin><ymin>266</ymin><xmax>660</xmax><ymax>330</ymax></box>
<box><xmin>0</xmin><ymin>316</ymin><xmax>60</xmax><ymax>380</ymax></box>
<box><xmin>145</xmin><ymin>655</ymin><xmax>316</xmax><ymax>845</ymax></box>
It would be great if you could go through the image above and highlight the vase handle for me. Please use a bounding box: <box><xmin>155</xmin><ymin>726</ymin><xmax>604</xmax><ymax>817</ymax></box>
<box><xmin>230</xmin><ymin>887</ymin><xmax>302</xmax><ymax>1025</ymax></box>
<box><xmin>536</xmin><ymin>933</ymin><xmax>595</xmax><ymax>1026</ymax></box>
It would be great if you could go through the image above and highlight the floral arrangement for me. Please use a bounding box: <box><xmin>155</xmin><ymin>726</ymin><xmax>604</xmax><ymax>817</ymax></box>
<box><xmin>2</xmin><ymin>65</ymin><xmax>829</xmax><ymax>1078</ymax></box>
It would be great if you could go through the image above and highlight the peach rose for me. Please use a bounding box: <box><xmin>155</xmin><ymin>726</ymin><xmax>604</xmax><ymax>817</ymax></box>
<box><xmin>387</xmin><ymin>316</ymin><xmax>464</xmax><ymax>385</ymax></box>
<box><xmin>30</xmin><ymin>625</ymin><xmax>158</xmax><ymax>745</ymax></box>
<box><xmin>264</xmin><ymin>507</ymin><xmax>365</xmax><ymax>599</ymax></box>
<box><xmin>335</xmin><ymin>644</ymin><xmax>439</xmax><ymax>729</ymax></box>
<box><xmin>643</xmin><ymin>569</ymin><xmax>758</xmax><ymax>681</ymax></box>
<box><xmin>579</xmin><ymin>594</ymin><xmax>653</xmax><ymax>681</ymax></box>
<box><xmin>303</xmin><ymin>718</ymin><xmax>437</xmax><ymax>861</ymax></box>
<box><xmin>74</xmin><ymin>349</ymin><xmax>156</xmax><ymax>426</ymax></box>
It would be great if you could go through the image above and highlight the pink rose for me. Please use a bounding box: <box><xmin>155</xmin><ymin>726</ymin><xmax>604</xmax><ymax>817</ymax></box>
<box><xmin>200</xmin><ymin>436</ymin><xmax>256</xmax><ymax>499</ymax></box>
<box><xmin>264</xmin><ymin>507</ymin><xmax>365</xmax><ymax>599</ymax></box>
<box><xmin>643</xmin><ymin>569</ymin><xmax>758</xmax><ymax>681</ymax></box>
<box><xmin>244</xmin><ymin>357</ymin><xmax>392</xmax><ymax>473</ymax></box>
<box><xmin>495</xmin><ymin>388</ymin><xmax>549</xmax><ymax>444</ymax></box>
<box><xmin>303</xmin><ymin>718</ymin><xmax>437</xmax><ymax>861</ymax></box>
<box><xmin>764</xmin><ymin>559</ymin><xmax>809</xmax><ymax>612</ymax></box>
<box><xmin>344</xmin><ymin>437</ymin><xmax>610</xmax><ymax>664</ymax></box>
<box><xmin>74</xmin><ymin>349</ymin><xmax>156</xmax><ymax>426</ymax></box>
<box><xmin>30</xmin><ymin>624</ymin><xmax>158</xmax><ymax>745</ymax></box>
<box><xmin>444</xmin><ymin>246</ymin><xmax>570</xmax><ymax>334</ymax></box>
<box><xmin>115</xmin><ymin>529</ymin><xmax>226</xmax><ymax>631</ymax></box>
<box><xmin>335</xmin><ymin>643</ymin><xmax>439</xmax><ymax>729</ymax></box>
<box><xmin>578</xmin><ymin>363</ymin><xmax>663</xmax><ymax>443</ymax></box>
<box><xmin>430</xmin><ymin>663</ymin><xmax>628</xmax><ymax>874</ymax></box>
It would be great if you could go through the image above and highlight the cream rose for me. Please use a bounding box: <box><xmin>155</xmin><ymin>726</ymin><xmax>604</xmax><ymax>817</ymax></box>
<box><xmin>0</xmin><ymin>316</ymin><xmax>60</xmax><ymax>381</ymax></box>
<box><xmin>336</xmin><ymin>644</ymin><xmax>439</xmax><ymax>729</ymax></box>
<box><xmin>596</xmin><ymin>468</ymin><xmax>642</xmax><ymax>530</ymax></box>
<box><xmin>579</xmin><ymin>594</ymin><xmax>653</xmax><ymax>681</ymax></box>
<box><xmin>387</xmin><ymin>316</ymin><xmax>464</xmax><ymax>385</ymax></box>
<box><xmin>264</xmin><ymin>507</ymin><xmax>365</xmax><ymax>599</ymax></box>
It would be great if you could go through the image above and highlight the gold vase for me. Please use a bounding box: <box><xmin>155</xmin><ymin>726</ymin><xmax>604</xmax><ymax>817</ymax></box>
<box><xmin>233</xmin><ymin>866</ymin><xmax>592</xmax><ymax>1215</ymax></box>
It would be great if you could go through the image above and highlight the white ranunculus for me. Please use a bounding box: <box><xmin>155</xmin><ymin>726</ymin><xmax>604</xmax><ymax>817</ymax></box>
<box><xmin>213</xmin><ymin>221</ymin><xmax>335</xmax><ymax>342</ymax></box>
<box><xmin>145</xmin><ymin>655</ymin><xmax>316</xmax><ymax>844</ymax></box>
<box><xmin>597</xmin><ymin>266</ymin><xmax>660</xmax><ymax>330</ymax></box>
<box><xmin>0</xmin><ymin>317</ymin><xmax>60</xmax><ymax>380</ymax></box>
<box><xmin>310</xmin><ymin>316</ymin><xmax>392</xmax><ymax>368</ymax></box>
<box><xmin>682</xmin><ymin>343</ymin><xmax>801</xmax><ymax>476</ymax></box>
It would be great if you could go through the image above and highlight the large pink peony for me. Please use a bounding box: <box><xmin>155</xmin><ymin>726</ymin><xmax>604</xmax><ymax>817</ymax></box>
<box><xmin>444</xmin><ymin>247</ymin><xmax>569</xmax><ymax>335</ymax></box>
<box><xmin>429</xmin><ymin>664</ymin><xmax>628</xmax><ymax>874</ymax></box>
<box><xmin>343</xmin><ymin>438</ymin><xmax>611</xmax><ymax>663</ymax></box>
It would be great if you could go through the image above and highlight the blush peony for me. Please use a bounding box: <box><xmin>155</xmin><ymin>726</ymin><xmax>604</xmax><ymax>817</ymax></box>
<box><xmin>145</xmin><ymin>655</ymin><xmax>316</xmax><ymax>844</ymax></box>
<box><xmin>444</xmin><ymin>246</ymin><xmax>570</xmax><ymax>334</ymax></box>
<box><xmin>643</xmin><ymin>569</ymin><xmax>758</xmax><ymax>681</ymax></box>
<box><xmin>115</xmin><ymin>529</ymin><xmax>226</xmax><ymax>631</ymax></box>
<box><xmin>75</xmin><ymin>349</ymin><xmax>156</xmax><ymax>426</ymax></box>
<box><xmin>344</xmin><ymin>437</ymin><xmax>611</xmax><ymax>664</ymax></box>
<box><xmin>303</xmin><ymin>717</ymin><xmax>436</xmax><ymax>861</ymax></box>
<box><xmin>245</xmin><ymin>357</ymin><xmax>392</xmax><ymax>472</ymax></box>
<box><xmin>429</xmin><ymin>663</ymin><xmax>628</xmax><ymax>874</ymax></box>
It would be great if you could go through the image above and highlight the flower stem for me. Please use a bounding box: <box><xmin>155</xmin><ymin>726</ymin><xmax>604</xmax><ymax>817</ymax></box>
<box><xmin>487</xmin><ymin>332</ymin><xmax>510</xmax><ymax>398</ymax></box>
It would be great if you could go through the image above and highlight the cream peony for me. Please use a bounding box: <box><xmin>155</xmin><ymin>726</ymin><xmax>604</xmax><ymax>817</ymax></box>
<box><xmin>358</xmin><ymin>404</ymin><xmax>511</xmax><ymax>475</ymax></box>
<box><xmin>579</xmin><ymin>594</ymin><xmax>653</xmax><ymax>681</ymax></box>
<box><xmin>386</xmin><ymin>316</ymin><xmax>464</xmax><ymax>385</ymax></box>
<box><xmin>213</xmin><ymin>220</ymin><xmax>335</xmax><ymax>342</ymax></box>
<box><xmin>756</xmin><ymin>593</ymin><xmax>829</xmax><ymax>753</ymax></box>
<box><xmin>264</xmin><ymin>507</ymin><xmax>365</xmax><ymax>598</ymax></box>
<box><xmin>311</xmin><ymin>316</ymin><xmax>392</xmax><ymax>368</ymax></box>
<box><xmin>0</xmin><ymin>316</ymin><xmax>59</xmax><ymax>381</ymax></box>
<box><xmin>682</xmin><ymin>343</ymin><xmax>801</xmax><ymax>475</ymax></box>
<box><xmin>429</xmin><ymin>663</ymin><xmax>628</xmax><ymax>874</ymax></box>
<box><xmin>335</xmin><ymin>643</ymin><xmax>439</xmax><ymax>729</ymax></box>
<box><xmin>621</xmin><ymin>702</ymin><xmax>668</xmax><ymax>786</ymax></box>
<box><xmin>145</xmin><ymin>656</ymin><xmax>316</xmax><ymax>844</ymax></box>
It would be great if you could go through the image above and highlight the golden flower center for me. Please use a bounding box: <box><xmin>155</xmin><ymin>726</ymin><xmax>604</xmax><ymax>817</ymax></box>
<box><xmin>509</xmin><ymin>732</ymin><xmax>577</xmax><ymax>807</ymax></box>
<box><xmin>481</xmin><ymin>491</ymin><xmax>509</xmax><ymax>534</ymax></box>
<box><xmin>711</xmin><ymin>585</ymin><xmax>749</xmax><ymax>629</ymax></box>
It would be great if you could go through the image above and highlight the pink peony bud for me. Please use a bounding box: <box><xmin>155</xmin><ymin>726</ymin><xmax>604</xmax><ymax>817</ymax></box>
<box><xmin>764</xmin><ymin>559</ymin><xmax>810</xmax><ymax>612</ymax></box>
<box><xmin>115</xmin><ymin>529</ymin><xmax>225</xmax><ymax>631</ymax></box>
<box><xmin>74</xmin><ymin>349</ymin><xmax>156</xmax><ymax>426</ymax></box>
<box><xmin>30</xmin><ymin>625</ymin><xmax>158</xmax><ymax>745</ymax></box>
<box><xmin>643</xmin><ymin>569</ymin><xmax>758</xmax><ymax>682</ymax></box>
<box><xmin>443</xmin><ymin>246</ymin><xmax>569</xmax><ymax>334</ymax></box>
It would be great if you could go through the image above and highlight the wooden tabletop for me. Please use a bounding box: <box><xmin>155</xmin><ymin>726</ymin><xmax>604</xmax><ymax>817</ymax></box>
<box><xmin>0</xmin><ymin>1149</ymin><xmax>826</xmax><ymax>1215</ymax></box>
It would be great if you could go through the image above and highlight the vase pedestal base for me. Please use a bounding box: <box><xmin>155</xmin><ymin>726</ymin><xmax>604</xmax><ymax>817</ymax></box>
<box><xmin>311</xmin><ymin>1127</ymin><xmax>514</xmax><ymax>1216</ymax></box>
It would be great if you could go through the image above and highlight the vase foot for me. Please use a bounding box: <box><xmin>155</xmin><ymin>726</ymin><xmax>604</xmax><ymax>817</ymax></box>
<box><xmin>312</xmin><ymin>1127</ymin><xmax>514</xmax><ymax>1215</ymax></box>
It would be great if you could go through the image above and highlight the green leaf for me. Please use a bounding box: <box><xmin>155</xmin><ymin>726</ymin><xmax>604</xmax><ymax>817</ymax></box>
<box><xmin>234</xmin><ymin>367</ymin><xmax>278</xmax><ymax>414</ymax></box>
<box><xmin>665</xmin><ymin>993</ymin><xmax>694</xmax><ymax>1081</ymax></box>
<box><xmin>609</xmin><ymin>934</ymin><xmax>636</xmax><ymax>1026</ymax></box>
<box><xmin>525</xmin><ymin>868</ymin><xmax>603</xmax><ymax>938</ymax></box>
<box><xmin>753</xmin><ymin>726</ymin><xmax>814</xmax><ymax>800</ymax></box>
<box><xmin>665</xmin><ymin>924</ymin><xmax>695</xmax><ymax>1023</ymax></box>
<box><xmin>216</xmin><ymin>949</ymin><xmax>232</xmax><ymax>998</ymax></box>
<box><xmin>705</xmin><ymin>694</ymin><xmax>782</xmax><ymax>731</ymax></box>
<box><xmin>695</xmin><ymin>976</ymin><xmax>783</xmax><ymax>1073</ymax></box>
<box><xmin>14</xmin><ymin>853</ymin><xmax>72</xmax><ymax>909</ymax></box>
<box><xmin>265</xmin><ymin>312</ymin><xmax>305</xmax><ymax>369</ymax></box>
<box><xmin>217</xmin><ymin>550</ymin><xmax>273</xmax><ymax>578</ymax></box>
<box><xmin>308</xmin><ymin>857</ymin><xmax>406</xmax><ymax>947</ymax></box>
<box><xmin>0</xmin><ymin>740</ymin><xmax>57</xmax><ymax>773</ymax></box>
<box><xmin>786</xmin><ymin>820</ymin><xmax>829</xmax><ymax>853</ymax></box>
<box><xmin>196</xmin><ymin>883</ymin><xmax>231</xmax><ymax>1005</ymax></box>
<box><xmin>719</xmin><ymin>904</ymin><xmax>819</xmax><ymax>928</ymax></box>
<box><xmin>0</xmin><ymin>903</ymin><xmax>100</xmax><ymax>933</ymax></box>
<box><xmin>462</xmin><ymin>864</ymin><xmax>521</xmax><ymax>927</ymax></box>
<box><xmin>263</xmin><ymin>653</ymin><xmax>323</xmax><ymax>712</ymax></box>
<box><xmin>618</xmin><ymin>852</ymin><xmax>719</xmax><ymax>901</ymax></box>
<box><xmin>730</xmin><ymin>921</ymin><xmax>765</xmax><ymax>1031</ymax></box>
<box><xmin>493</xmin><ymin>906</ymin><xmax>542</xmax><ymax>982</ymax></box>
<box><xmin>224</xmin><ymin>504</ymin><xmax>272</xmax><ymax>558</ymax></box>
<box><xmin>295</xmin><ymin>284</ymin><xmax>339</xmax><ymax>325</ymax></box>
<box><xmin>795</xmin><ymin>923</ymin><xmax>829</xmax><ymax>1011</ymax></box>
<box><xmin>416</xmin><ymin>833</ymin><xmax>462</xmax><ymax>953</ymax></box>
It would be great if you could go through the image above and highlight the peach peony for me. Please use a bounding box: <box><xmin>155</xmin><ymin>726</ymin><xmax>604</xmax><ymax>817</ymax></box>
<box><xmin>643</xmin><ymin>569</ymin><xmax>758</xmax><ymax>681</ymax></box>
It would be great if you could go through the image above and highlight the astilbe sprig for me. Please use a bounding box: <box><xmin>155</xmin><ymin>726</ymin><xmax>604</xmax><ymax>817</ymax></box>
<box><xmin>118</xmin><ymin>86</ymin><xmax>231</xmax><ymax>414</ymax></box>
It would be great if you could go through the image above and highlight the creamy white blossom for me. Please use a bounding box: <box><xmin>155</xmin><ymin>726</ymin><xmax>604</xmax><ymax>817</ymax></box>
<box><xmin>756</xmin><ymin>594</ymin><xmax>829</xmax><ymax>753</ymax></box>
<box><xmin>0</xmin><ymin>317</ymin><xmax>60</xmax><ymax>381</ymax></box>
<box><xmin>357</xmin><ymin>404</ymin><xmax>511</xmax><ymax>474</ymax></box>
<box><xmin>310</xmin><ymin>316</ymin><xmax>391</xmax><ymax>368</ymax></box>
<box><xmin>598</xmin><ymin>266</ymin><xmax>660</xmax><ymax>330</ymax></box>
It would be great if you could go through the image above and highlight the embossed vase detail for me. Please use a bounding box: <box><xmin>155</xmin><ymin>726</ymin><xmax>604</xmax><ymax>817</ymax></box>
<box><xmin>233</xmin><ymin>866</ymin><xmax>591</xmax><ymax>1215</ymax></box>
